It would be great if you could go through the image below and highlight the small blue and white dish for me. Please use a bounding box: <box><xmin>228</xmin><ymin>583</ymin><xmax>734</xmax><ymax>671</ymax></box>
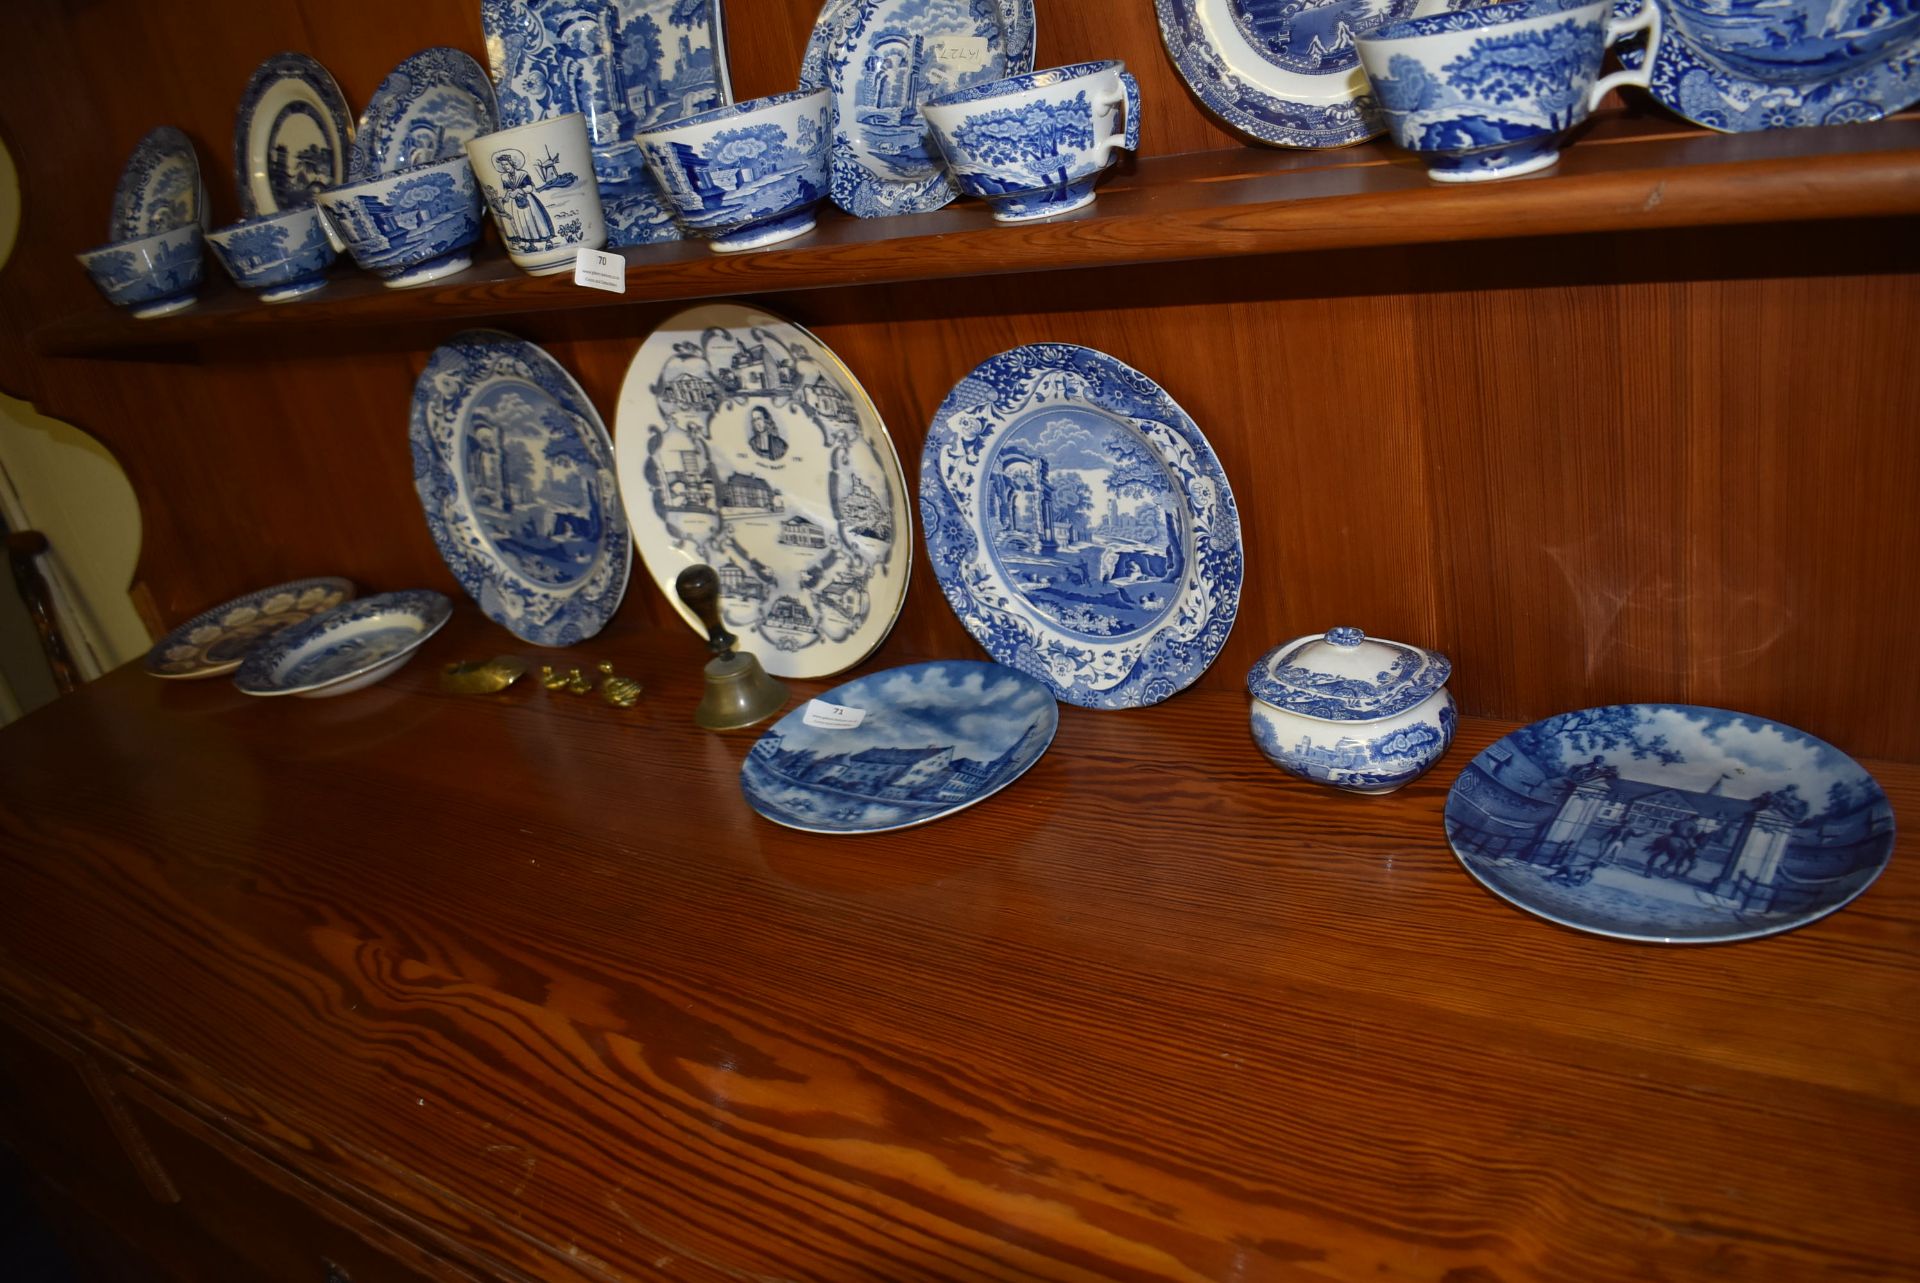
<box><xmin>924</xmin><ymin>60</ymin><xmax>1141</xmax><ymax>223</ymax></box>
<box><xmin>206</xmin><ymin>206</ymin><xmax>336</xmax><ymax>302</ymax></box>
<box><xmin>316</xmin><ymin>158</ymin><xmax>484</xmax><ymax>289</ymax></box>
<box><xmin>233</xmin><ymin>52</ymin><xmax>355</xmax><ymax>218</ymax></box>
<box><xmin>76</xmin><ymin>224</ymin><xmax>205</xmax><ymax>319</ymax></box>
<box><xmin>233</xmin><ymin>590</ymin><xmax>452</xmax><ymax>698</ymax></box>
<box><xmin>350</xmin><ymin>47</ymin><xmax>500</xmax><ymax>182</ymax></box>
<box><xmin>109</xmin><ymin>126</ymin><xmax>203</xmax><ymax>240</ymax></box>
<box><xmin>1356</xmin><ymin>0</ymin><xmax>1658</xmax><ymax>181</ymax></box>
<box><xmin>1445</xmin><ymin>703</ymin><xmax>1896</xmax><ymax>943</ymax></box>
<box><xmin>741</xmin><ymin>659</ymin><xmax>1059</xmax><ymax>834</ymax></box>
<box><xmin>1248</xmin><ymin>628</ymin><xmax>1456</xmax><ymax>794</ymax></box>
<box><xmin>637</xmin><ymin>88</ymin><xmax>830</xmax><ymax>252</ymax></box>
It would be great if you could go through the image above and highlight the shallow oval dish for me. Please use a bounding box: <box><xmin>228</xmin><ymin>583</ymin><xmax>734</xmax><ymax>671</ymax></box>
<box><xmin>146</xmin><ymin>577</ymin><xmax>355</xmax><ymax>679</ymax></box>
<box><xmin>1444</xmin><ymin>702</ymin><xmax>1896</xmax><ymax>943</ymax></box>
<box><xmin>234</xmin><ymin>590</ymin><xmax>452</xmax><ymax>698</ymax></box>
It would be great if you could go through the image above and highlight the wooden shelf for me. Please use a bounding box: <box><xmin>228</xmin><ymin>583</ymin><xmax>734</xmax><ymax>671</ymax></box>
<box><xmin>34</xmin><ymin>113</ymin><xmax>1920</xmax><ymax>358</ymax></box>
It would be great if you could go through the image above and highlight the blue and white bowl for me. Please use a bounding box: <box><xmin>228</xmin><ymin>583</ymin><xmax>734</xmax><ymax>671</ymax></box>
<box><xmin>923</xmin><ymin>60</ymin><xmax>1142</xmax><ymax>223</ymax></box>
<box><xmin>206</xmin><ymin>206</ymin><xmax>336</xmax><ymax>303</ymax></box>
<box><xmin>75</xmin><ymin>224</ymin><xmax>205</xmax><ymax>319</ymax></box>
<box><xmin>1248</xmin><ymin>627</ymin><xmax>1457</xmax><ymax>795</ymax></box>
<box><xmin>233</xmin><ymin>590</ymin><xmax>452</xmax><ymax>698</ymax></box>
<box><xmin>314</xmin><ymin>157</ymin><xmax>484</xmax><ymax>288</ymax></box>
<box><xmin>636</xmin><ymin>89</ymin><xmax>830</xmax><ymax>253</ymax></box>
<box><xmin>1356</xmin><ymin>0</ymin><xmax>1659</xmax><ymax>182</ymax></box>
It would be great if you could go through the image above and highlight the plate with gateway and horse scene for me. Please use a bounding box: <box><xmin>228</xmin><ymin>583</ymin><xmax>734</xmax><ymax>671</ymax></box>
<box><xmin>1445</xmin><ymin>703</ymin><xmax>1895</xmax><ymax>943</ymax></box>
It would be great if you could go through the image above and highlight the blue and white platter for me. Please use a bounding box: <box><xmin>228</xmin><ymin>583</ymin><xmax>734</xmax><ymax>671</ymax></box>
<box><xmin>481</xmin><ymin>0</ymin><xmax>733</xmax><ymax>246</ymax></box>
<box><xmin>412</xmin><ymin>331</ymin><xmax>630</xmax><ymax>647</ymax></box>
<box><xmin>741</xmin><ymin>659</ymin><xmax>1058</xmax><ymax>833</ymax></box>
<box><xmin>1445</xmin><ymin>703</ymin><xmax>1896</xmax><ymax>943</ymax></box>
<box><xmin>921</xmin><ymin>344</ymin><xmax>1243</xmax><ymax>709</ymax></box>
<box><xmin>234</xmin><ymin>590</ymin><xmax>453</xmax><ymax>698</ymax></box>
<box><xmin>350</xmin><ymin>47</ymin><xmax>500</xmax><ymax>181</ymax></box>
<box><xmin>1614</xmin><ymin>0</ymin><xmax>1920</xmax><ymax>131</ymax></box>
<box><xmin>614</xmin><ymin>303</ymin><xmax>911</xmax><ymax>679</ymax></box>
<box><xmin>110</xmin><ymin>126</ymin><xmax>203</xmax><ymax>240</ymax></box>
<box><xmin>145</xmin><ymin>577</ymin><xmax>355</xmax><ymax>679</ymax></box>
<box><xmin>233</xmin><ymin>52</ymin><xmax>355</xmax><ymax>217</ymax></box>
<box><xmin>817</xmin><ymin>0</ymin><xmax>1036</xmax><ymax>218</ymax></box>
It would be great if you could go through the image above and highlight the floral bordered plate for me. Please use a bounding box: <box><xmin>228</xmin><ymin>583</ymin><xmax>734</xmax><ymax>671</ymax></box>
<box><xmin>614</xmin><ymin>303</ymin><xmax>911</xmax><ymax>679</ymax></box>
<box><xmin>234</xmin><ymin>590</ymin><xmax>452</xmax><ymax>698</ymax></box>
<box><xmin>481</xmin><ymin>0</ymin><xmax>733</xmax><ymax>246</ymax></box>
<box><xmin>350</xmin><ymin>47</ymin><xmax>500</xmax><ymax>181</ymax></box>
<box><xmin>233</xmin><ymin>52</ymin><xmax>355</xmax><ymax>217</ymax></box>
<box><xmin>411</xmin><ymin>331</ymin><xmax>630</xmax><ymax>646</ymax></box>
<box><xmin>742</xmin><ymin>659</ymin><xmax>1058</xmax><ymax>833</ymax></box>
<box><xmin>921</xmin><ymin>343</ymin><xmax>1243</xmax><ymax>709</ymax></box>
<box><xmin>145</xmin><ymin>577</ymin><xmax>355</xmax><ymax>679</ymax></box>
<box><xmin>801</xmin><ymin>0</ymin><xmax>1034</xmax><ymax>89</ymax></box>
<box><xmin>1445</xmin><ymin>703</ymin><xmax>1896</xmax><ymax>943</ymax></box>
<box><xmin>110</xmin><ymin>126</ymin><xmax>203</xmax><ymax>240</ymax></box>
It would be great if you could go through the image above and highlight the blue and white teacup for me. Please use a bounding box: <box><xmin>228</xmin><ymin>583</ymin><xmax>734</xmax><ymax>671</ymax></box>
<box><xmin>206</xmin><ymin>206</ymin><xmax>336</xmax><ymax>303</ymax></box>
<box><xmin>1356</xmin><ymin>0</ymin><xmax>1659</xmax><ymax>182</ymax></box>
<box><xmin>636</xmin><ymin>89</ymin><xmax>830</xmax><ymax>253</ymax></box>
<box><xmin>466</xmin><ymin>113</ymin><xmax>607</xmax><ymax>276</ymax></box>
<box><xmin>75</xmin><ymin>224</ymin><xmax>205</xmax><ymax>319</ymax></box>
<box><xmin>922</xmin><ymin>60</ymin><xmax>1142</xmax><ymax>222</ymax></box>
<box><xmin>314</xmin><ymin>157</ymin><xmax>485</xmax><ymax>288</ymax></box>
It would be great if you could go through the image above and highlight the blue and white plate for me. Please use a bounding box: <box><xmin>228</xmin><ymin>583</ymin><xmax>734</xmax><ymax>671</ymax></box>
<box><xmin>481</xmin><ymin>0</ymin><xmax>733</xmax><ymax>246</ymax></box>
<box><xmin>411</xmin><ymin>331</ymin><xmax>631</xmax><ymax>647</ymax></box>
<box><xmin>145</xmin><ymin>577</ymin><xmax>355</xmax><ymax>679</ymax></box>
<box><xmin>234</xmin><ymin>590</ymin><xmax>452</xmax><ymax>698</ymax></box>
<box><xmin>1446</xmin><ymin>703</ymin><xmax>1896</xmax><ymax>943</ymax></box>
<box><xmin>614</xmin><ymin>303</ymin><xmax>911</xmax><ymax>679</ymax></box>
<box><xmin>109</xmin><ymin>126</ymin><xmax>203</xmax><ymax>240</ymax></box>
<box><xmin>1613</xmin><ymin>0</ymin><xmax>1920</xmax><ymax>131</ymax></box>
<box><xmin>742</xmin><ymin>659</ymin><xmax>1058</xmax><ymax>833</ymax></box>
<box><xmin>819</xmin><ymin>0</ymin><xmax>1034</xmax><ymax>218</ymax></box>
<box><xmin>233</xmin><ymin>52</ymin><xmax>355</xmax><ymax>217</ymax></box>
<box><xmin>921</xmin><ymin>344</ymin><xmax>1243</xmax><ymax>709</ymax></box>
<box><xmin>350</xmin><ymin>48</ymin><xmax>500</xmax><ymax>182</ymax></box>
<box><xmin>801</xmin><ymin>0</ymin><xmax>1034</xmax><ymax>90</ymax></box>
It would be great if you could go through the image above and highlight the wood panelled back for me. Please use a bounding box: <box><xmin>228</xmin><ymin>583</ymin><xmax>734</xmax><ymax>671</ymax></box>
<box><xmin>0</xmin><ymin>3</ymin><xmax>1916</xmax><ymax>755</ymax></box>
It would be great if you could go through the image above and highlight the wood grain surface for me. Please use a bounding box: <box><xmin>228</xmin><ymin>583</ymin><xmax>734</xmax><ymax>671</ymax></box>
<box><xmin>0</xmin><ymin>606</ymin><xmax>1915</xmax><ymax>1282</ymax></box>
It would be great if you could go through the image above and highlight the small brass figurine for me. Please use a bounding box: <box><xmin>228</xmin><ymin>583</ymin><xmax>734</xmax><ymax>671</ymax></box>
<box><xmin>675</xmin><ymin>564</ymin><xmax>787</xmax><ymax>730</ymax></box>
<box><xmin>563</xmin><ymin>667</ymin><xmax>595</xmax><ymax>695</ymax></box>
<box><xmin>538</xmin><ymin>664</ymin><xmax>572</xmax><ymax>692</ymax></box>
<box><xmin>599</xmin><ymin>660</ymin><xmax>643</xmax><ymax>709</ymax></box>
<box><xmin>440</xmin><ymin>656</ymin><xmax>530</xmax><ymax>695</ymax></box>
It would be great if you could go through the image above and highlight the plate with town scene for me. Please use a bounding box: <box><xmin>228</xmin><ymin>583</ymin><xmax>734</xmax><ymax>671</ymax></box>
<box><xmin>614</xmin><ymin>303</ymin><xmax>912</xmax><ymax>680</ymax></box>
<box><xmin>411</xmin><ymin>331</ymin><xmax>630</xmax><ymax>646</ymax></box>
<box><xmin>921</xmin><ymin>343</ymin><xmax>1243</xmax><ymax>709</ymax></box>
<box><xmin>233</xmin><ymin>52</ymin><xmax>355</xmax><ymax>217</ymax></box>
<box><xmin>742</xmin><ymin>659</ymin><xmax>1058</xmax><ymax>833</ymax></box>
<box><xmin>144</xmin><ymin>577</ymin><xmax>355</xmax><ymax>679</ymax></box>
<box><xmin>110</xmin><ymin>126</ymin><xmax>204</xmax><ymax>240</ymax></box>
<box><xmin>1445</xmin><ymin>703</ymin><xmax>1895</xmax><ymax>943</ymax></box>
<box><xmin>351</xmin><ymin>47</ymin><xmax>500</xmax><ymax>181</ymax></box>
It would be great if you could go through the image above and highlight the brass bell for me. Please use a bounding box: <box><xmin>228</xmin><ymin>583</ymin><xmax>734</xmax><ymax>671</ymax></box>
<box><xmin>675</xmin><ymin>564</ymin><xmax>787</xmax><ymax>731</ymax></box>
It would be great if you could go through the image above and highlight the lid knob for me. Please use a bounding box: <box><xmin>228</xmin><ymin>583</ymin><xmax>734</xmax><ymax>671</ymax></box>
<box><xmin>1325</xmin><ymin>626</ymin><xmax>1365</xmax><ymax>647</ymax></box>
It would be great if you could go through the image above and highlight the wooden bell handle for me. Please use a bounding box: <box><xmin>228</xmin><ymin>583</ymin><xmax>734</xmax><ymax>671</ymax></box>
<box><xmin>674</xmin><ymin>565</ymin><xmax>736</xmax><ymax>660</ymax></box>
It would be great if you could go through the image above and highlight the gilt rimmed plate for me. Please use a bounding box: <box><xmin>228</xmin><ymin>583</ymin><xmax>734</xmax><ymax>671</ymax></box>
<box><xmin>615</xmin><ymin>303</ymin><xmax>911</xmax><ymax>679</ymax></box>
<box><xmin>110</xmin><ymin>126</ymin><xmax>203</xmax><ymax>240</ymax></box>
<box><xmin>921</xmin><ymin>344</ymin><xmax>1242</xmax><ymax>709</ymax></box>
<box><xmin>145</xmin><ymin>577</ymin><xmax>355</xmax><ymax>679</ymax></box>
<box><xmin>350</xmin><ymin>47</ymin><xmax>500</xmax><ymax>181</ymax></box>
<box><xmin>411</xmin><ymin>331</ymin><xmax>630</xmax><ymax>646</ymax></box>
<box><xmin>1445</xmin><ymin>703</ymin><xmax>1896</xmax><ymax>943</ymax></box>
<box><xmin>233</xmin><ymin>52</ymin><xmax>355</xmax><ymax>216</ymax></box>
<box><xmin>742</xmin><ymin>659</ymin><xmax>1057</xmax><ymax>833</ymax></box>
<box><xmin>234</xmin><ymin>590</ymin><xmax>452</xmax><ymax>698</ymax></box>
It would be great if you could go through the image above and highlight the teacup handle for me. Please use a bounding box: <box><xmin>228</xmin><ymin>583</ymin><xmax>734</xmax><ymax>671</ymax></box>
<box><xmin>1587</xmin><ymin>1</ymin><xmax>1661</xmax><ymax>111</ymax></box>
<box><xmin>1097</xmin><ymin>70</ymin><xmax>1141</xmax><ymax>165</ymax></box>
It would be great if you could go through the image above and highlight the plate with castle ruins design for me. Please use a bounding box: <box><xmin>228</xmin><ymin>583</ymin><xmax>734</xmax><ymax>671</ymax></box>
<box><xmin>110</xmin><ymin>127</ymin><xmax>203</xmax><ymax>240</ymax></box>
<box><xmin>1445</xmin><ymin>703</ymin><xmax>1895</xmax><ymax>943</ymax></box>
<box><xmin>615</xmin><ymin>303</ymin><xmax>912</xmax><ymax>680</ymax></box>
<box><xmin>411</xmin><ymin>331</ymin><xmax>630</xmax><ymax>646</ymax></box>
<box><xmin>233</xmin><ymin>53</ymin><xmax>355</xmax><ymax>217</ymax></box>
<box><xmin>742</xmin><ymin>659</ymin><xmax>1058</xmax><ymax>833</ymax></box>
<box><xmin>145</xmin><ymin>577</ymin><xmax>355</xmax><ymax>679</ymax></box>
<box><xmin>921</xmin><ymin>343</ymin><xmax>1242</xmax><ymax>709</ymax></box>
<box><xmin>351</xmin><ymin>48</ymin><xmax>500</xmax><ymax>181</ymax></box>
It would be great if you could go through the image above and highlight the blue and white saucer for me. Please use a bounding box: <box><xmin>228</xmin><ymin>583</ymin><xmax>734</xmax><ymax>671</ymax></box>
<box><xmin>234</xmin><ymin>590</ymin><xmax>452</xmax><ymax>698</ymax></box>
<box><xmin>921</xmin><ymin>344</ymin><xmax>1243</xmax><ymax>709</ymax></box>
<box><xmin>233</xmin><ymin>52</ymin><xmax>355</xmax><ymax>217</ymax></box>
<box><xmin>145</xmin><ymin>577</ymin><xmax>354</xmax><ymax>679</ymax></box>
<box><xmin>742</xmin><ymin>659</ymin><xmax>1058</xmax><ymax>833</ymax></box>
<box><xmin>411</xmin><ymin>331</ymin><xmax>630</xmax><ymax>647</ymax></box>
<box><xmin>350</xmin><ymin>47</ymin><xmax>500</xmax><ymax>181</ymax></box>
<box><xmin>1446</xmin><ymin>703</ymin><xmax>1896</xmax><ymax>943</ymax></box>
<box><xmin>110</xmin><ymin>126</ymin><xmax>203</xmax><ymax>240</ymax></box>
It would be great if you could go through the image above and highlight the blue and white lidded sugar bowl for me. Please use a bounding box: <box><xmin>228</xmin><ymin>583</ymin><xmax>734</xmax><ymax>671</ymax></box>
<box><xmin>1246</xmin><ymin>627</ymin><xmax>1457</xmax><ymax>795</ymax></box>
